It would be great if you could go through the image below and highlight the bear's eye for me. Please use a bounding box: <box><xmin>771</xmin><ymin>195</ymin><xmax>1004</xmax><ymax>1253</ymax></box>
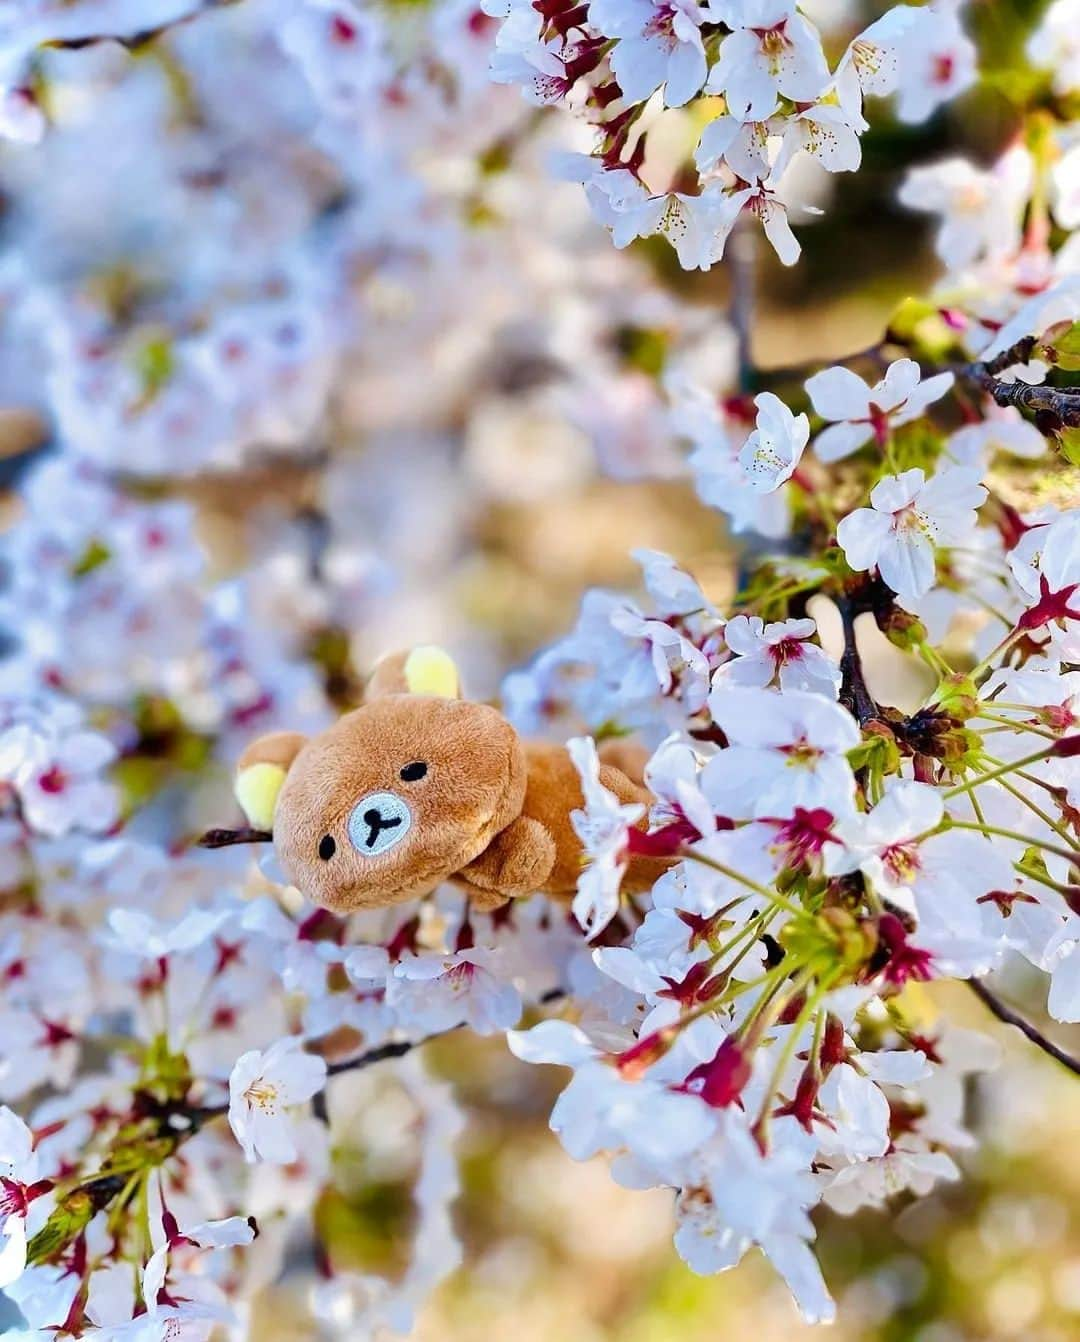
<box><xmin>399</xmin><ymin>761</ymin><xmax>428</xmax><ymax>782</ymax></box>
<box><xmin>318</xmin><ymin>834</ymin><xmax>336</xmax><ymax>860</ymax></box>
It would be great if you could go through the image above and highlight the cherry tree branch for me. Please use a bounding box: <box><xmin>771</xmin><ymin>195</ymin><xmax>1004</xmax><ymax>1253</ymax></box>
<box><xmin>966</xmin><ymin>977</ymin><xmax>1080</xmax><ymax>1078</ymax></box>
<box><xmin>837</xmin><ymin>595</ymin><xmax>879</xmax><ymax>727</ymax></box>
<box><xmin>197</xmin><ymin>826</ymin><xmax>273</xmax><ymax>848</ymax></box>
<box><xmin>750</xmin><ymin>327</ymin><xmax>1080</xmax><ymax>429</ymax></box>
<box><xmin>42</xmin><ymin>0</ymin><xmax>237</xmax><ymax>52</ymax></box>
<box><xmin>325</xmin><ymin>1035</ymin><xmax>440</xmax><ymax>1076</ymax></box>
<box><xmin>960</xmin><ymin>354</ymin><xmax>1080</xmax><ymax>429</ymax></box>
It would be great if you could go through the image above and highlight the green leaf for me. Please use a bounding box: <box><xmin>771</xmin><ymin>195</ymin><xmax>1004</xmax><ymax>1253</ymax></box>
<box><xmin>26</xmin><ymin>1190</ymin><xmax>95</xmax><ymax>1265</ymax></box>
<box><xmin>1044</xmin><ymin>320</ymin><xmax>1080</xmax><ymax>371</ymax></box>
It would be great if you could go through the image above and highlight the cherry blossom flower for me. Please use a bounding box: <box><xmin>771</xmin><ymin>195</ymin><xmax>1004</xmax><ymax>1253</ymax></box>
<box><xmin>388</xmin><ymin>947</ymin><xmax>522</xmax><ymax>1034</ymax></box>
<box><xmin>945</xmin><ymin>405</ymin><xmax>1047</xmax><ymax>464</ymax></box>
<box><xmin>836</xmin><ymin>466</ymin><xmax>987</xmax><ymax>601</ymax></box>
<box><xmin>717</xmin><ymin>615</ymin><xmax>840</xmax><ymax>698</ymax></box>
<box><xmin>508</xmin><ymin>1019</ymin><xmax>717</xmax><ymax>1169</ymax></box>
<box><xmin>0</xmin><ymin>703</ymin><xmax>117</xmax><ymax>838</ymax></box>
<box><xmin>138</xmin><ymin>1182</ymin><xmax>256</xmax><ymax>1334</ymax></box>
<box><xmin>703</xmin><ymin>0</ymin><xmax>829</xmax><ymax>121</ymax></box>
<box><xmin>590</xmin><ymin>0</ymin><xmax>708</xmax><ymax>107</ymax></box>
<box><xmin>0</xmin><ymin>1106</ymin><xmax>51</xmax><ymax>1289</ymax></box>
<box><xmin>702</xmin><ymin>686</ymin><xmax>859</xmax><ymax>820</ymax></box>
<box><xmin>773</xmin><ymin>102</ymin><xmax>864</xmax><ymax>178</ymax></box>
<box><xmin>898</xmin><ymin>148</ymin><xmax>1033</xmax><ymax>270</ymax></box>
<box><xmin>833</xmin><ymin>6</ymin><xmax>921</xmax><ymax>116</ymax></box>
<box><xmin>805</xmin><ymin>359</ymin><xmax>955</xmax><ymax>463</ymax></box>
<box><xmin>729</xmin><ymin>184</ymin><xmax>802</xmax><ymax>266</ymax></box>
<box><xmin>568</xmin><ymin>736</ymin><xmax>645</xmax><ymax>936</ymax></box>
<box><xmin>577</xmin><ymin>166</ymin><xmax>743</xmax><ymax>271</ymax></box>
<box><xmin>893</xmin><ymin>0</ymin><xmax>976</xmax><ymax>125</ymax></box>
<box><xmin>829</xmin><ymin>779</ymin><xmax>1019</xmax><ymax>974</ymax></box>
<box><xmin>676</xmin><ymin>1112</ymin><xmax>835</xmax><ymax>1324</ymax></box>
<box><xmin>228</xmin><ymin>1037</ymin><xmax>328</xmax><ymax>1164</ymax></box>
<box><xmin>674</xmin><ymin>378</ymin><xmax>790</xmax><ymax>537</ymax></box>
<box><xmin>694</xmin><ymin>115</ymin><xmax>772</xmax><ymax>181</ymax></box>
<box><xmin>738</xmin><ymin>391</ymin><xmax>809</xmax><ymax>491</ymax></box>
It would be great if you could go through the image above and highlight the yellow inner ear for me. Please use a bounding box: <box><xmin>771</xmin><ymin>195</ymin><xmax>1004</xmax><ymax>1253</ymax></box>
<box><xmin>235</xmin><ymin>762</ymin><xmax>287</xmax><ymax>831</ymax></box>
<box><xmin>404</xmin><ymin>645</ymin><xmax>460</xmax><ymax>698</ymax></box>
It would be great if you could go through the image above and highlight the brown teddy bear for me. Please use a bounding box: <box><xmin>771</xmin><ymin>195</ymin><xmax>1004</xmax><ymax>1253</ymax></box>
<box><xmin>201</xmin><ymin>646</ymin><xmax>669</xmax><ymax>915</ymax></box>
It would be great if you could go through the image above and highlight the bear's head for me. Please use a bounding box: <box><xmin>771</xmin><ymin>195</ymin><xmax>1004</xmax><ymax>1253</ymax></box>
<box><xmin>205</xmin><ymin>648</ymin><xmax>526</xmax><ymax>912</ymax></box>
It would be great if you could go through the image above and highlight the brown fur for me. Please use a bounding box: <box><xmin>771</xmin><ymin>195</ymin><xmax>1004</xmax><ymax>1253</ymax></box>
<box><xmin>236</xmin><ymin>649</ymin><xmax>670</xmax><ymax>915</ymax></box>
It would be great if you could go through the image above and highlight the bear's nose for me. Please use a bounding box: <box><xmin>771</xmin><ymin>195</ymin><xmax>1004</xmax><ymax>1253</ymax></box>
<box><xmin>347</xmin><ymin>791</ymin><xmax>412</xmax><ymax>856</ymax></box>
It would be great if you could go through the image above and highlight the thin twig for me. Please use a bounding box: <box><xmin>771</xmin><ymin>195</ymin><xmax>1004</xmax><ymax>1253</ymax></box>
<box><xmin>966</xmin><ymin>977</ymin><xmax>1080</xmax><ymax>1078</ymax></box>
<box><xmin>196</xmin><ymin>826</ymin><xmax>273</xmax><ymax>848</ymax></box>
<box><xmin>325</xmin><ymin>1035</ymin><xmax>439</xmax><ymax>1076</ymax></box>
<box><xmin>42</xmin><ymin>0</ymin><xmax>236</xmax><ymax>52</ymax></box>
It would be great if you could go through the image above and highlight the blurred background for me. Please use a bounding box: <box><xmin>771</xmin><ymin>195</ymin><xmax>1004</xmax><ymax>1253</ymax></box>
<box><xmin>2</xmin><ymin>1</ymin><xmax>1078</xmax><ymax>1338</ymax></box>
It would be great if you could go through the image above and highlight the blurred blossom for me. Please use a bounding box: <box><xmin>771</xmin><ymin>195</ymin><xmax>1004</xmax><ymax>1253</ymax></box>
<box><xmin>0</xmin><ymin>3</ymin><xmax>1075</xmax><ymax>1341</ymax></box>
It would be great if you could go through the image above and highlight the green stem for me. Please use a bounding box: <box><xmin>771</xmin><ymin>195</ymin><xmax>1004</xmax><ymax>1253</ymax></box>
<box><xmin>943</xmin><ymin>819</ymin><xmax>1077</xmax><ymax>863</ymax></box>
<box><xmin>977</xmin><ymin>712</ymin><xmax>1059</xmax><ymax>741</ymax></box>
<box><xmin>679</xmin><ymin>847</ymin><xmax>804</xmax><ymax>917</ymax></box>
<box><xmin>1014</xmin><ymin>862</ymin><xmax>1077</xmax><ymax>898</ymax></box>
<box><xmin>988</xmin><ymin>772</ymin><xmax>1078</xmax><ymax>850</ymax></box>
<box><xmin>753</xmin><ymin>969</ymin><xmax>836</xmax><ymax>1145</ymax></box>
<box><xmin>945</xmin><ymin>745</ymin><xmax>1059</xmax><ymax>798</ymax></box>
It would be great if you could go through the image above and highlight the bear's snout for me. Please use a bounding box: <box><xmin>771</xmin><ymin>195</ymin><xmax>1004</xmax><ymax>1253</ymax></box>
<box><xmin>346</xmin><ymin>790</ymin><xmax>412</xmax><ymax>856</ymax></box>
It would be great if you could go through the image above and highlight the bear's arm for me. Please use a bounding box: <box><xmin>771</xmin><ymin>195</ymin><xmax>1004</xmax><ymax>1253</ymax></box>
<box><xmin>456</xmin><ymin>815</ymin><xmax>557</xmax><ymax>902</ymax></box>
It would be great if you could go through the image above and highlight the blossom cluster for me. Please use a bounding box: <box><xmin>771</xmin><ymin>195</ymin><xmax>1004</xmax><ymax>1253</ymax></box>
<box><xmin>0</xmin><ymin>0</ymin><xmax>729</xmax><ymax>1333</ymax></box>
<box><xmin>486</xmin><ymin>0</ymin><xmax>976</xmax><ymax>267</ymax></box>
<box><xmin>495</xmin><ymin>1</ymin><xmax>1080</xmax><ymax>1300</ymax></box>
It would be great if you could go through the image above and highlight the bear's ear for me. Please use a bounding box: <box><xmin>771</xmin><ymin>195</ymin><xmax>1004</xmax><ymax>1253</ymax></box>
<box><xmin>365</xmin><ymin>646</ymin><xmax>462</xmax><ymax>702</ymax></box>
<box><xmin>234</xmin><ymin>731</ymin><xmax>309</xmax><ymax>830</ymax></box>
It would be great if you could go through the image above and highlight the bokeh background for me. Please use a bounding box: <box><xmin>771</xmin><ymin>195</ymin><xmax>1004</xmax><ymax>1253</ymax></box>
<box><xmin>2</xmin><ymin>1</ymin><xmax>1078</xmax><ymax>1338</ymax></box>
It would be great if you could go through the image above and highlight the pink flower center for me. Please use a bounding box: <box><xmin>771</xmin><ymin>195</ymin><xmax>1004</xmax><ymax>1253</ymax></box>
<box><xmin>752</xmin><ymin>21</ymin><xmax>789</xmax><ymax>59</ymax></box>
<box><xmin>330</xmin><ymin>14</ymin><xmax>358</xmax><ymax>44</ymax></box>
<box><xmin>881</xmin><ymin>841</ymin><xmax>921</xmax><ymax>884</ymax></box>
<box><xmin>770</xmin><ymin>636</ymin><xmax>805</xmax><ymax>667</ymax></box>
<box><xmin>781</xmin><ymin>736</ymin><xmax>822</xmax><ymax>769</ymax></box>
<box><xmin>643</xmin><ymin>5</ymin><xmax>678</xmax><ymax>48</ymax></box>
<box><xmin>0</xmin><ymin>1177</ymin><xmax>28</xmax><ymax>1220</ymax></box>
<box><xmin>892</xmin><ymin>503</ymin><xmax>931</xmax><ymax>540</ymax></box>
<box><xmin>770</xmin><ymin>807</ymin><xmax>838</xmax><ymax>864</ymax></box>
<box><xmin>37</xmin><ymin>766</ymin><xmax>68</xmax><ymax>795</ymax></box>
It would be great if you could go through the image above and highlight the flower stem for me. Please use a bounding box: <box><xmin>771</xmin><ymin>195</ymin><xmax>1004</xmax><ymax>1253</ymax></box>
<box><xmin>944</xmin><ymin>818</ymin><xmax>1078</xmax><ymax>863</ymax></box>
<box><xmin>945</xmin><ymin>745</ymin><xmax>1061</xmax><ymax>798</ymax></box>
<box><xmin>679</xmin><ymin>847</ymin><xmax>804</xmax><ymax>917</ymax></box>
<box><xmin>753</xmin><ymin>969</ymin><xmax>837</xmax><ymax>1146</ymax></box>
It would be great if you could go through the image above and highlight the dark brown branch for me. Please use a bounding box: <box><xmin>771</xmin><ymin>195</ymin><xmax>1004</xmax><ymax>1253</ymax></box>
<box><xmin>325</xmin><ymin>1036</ymin><xmax>436</xmax><ymax>1076</ymax></box>
<box><xmin>967</xmin><ymin>977</ymin><xmax>1080</xmax><ymax>1078</ymax></box>
<box><xmin>837</xmin><ymin>596</ymin><xmax>879</xmax><ymax>727</ymax></box>
<box><xmin>962</xmin><ymin>363</ymin><xmax>1080</xmax><ymax>429</ymax></box>
<box><xmin>197</xmin><ymin>826</ymin><xmax>272</xmax><ymax>848</ymax></box>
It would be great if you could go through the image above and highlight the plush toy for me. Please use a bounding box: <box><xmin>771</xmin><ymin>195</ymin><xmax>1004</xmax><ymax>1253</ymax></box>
<box><xmin>200</xmin><ymin>646</ymin><xmax>670</xmax><ymax>914</ymax></box>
